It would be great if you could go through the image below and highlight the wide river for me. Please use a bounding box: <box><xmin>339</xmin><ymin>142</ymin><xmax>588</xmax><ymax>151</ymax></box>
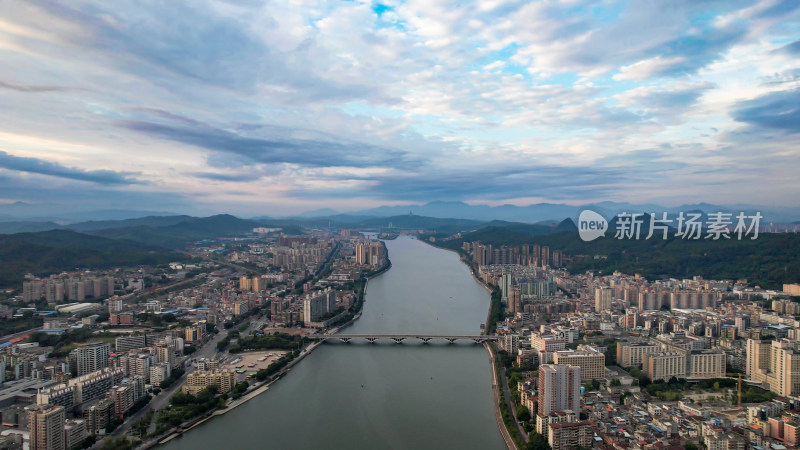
<box><xmin>162</xmin><ymin>235</ymin><xmax>505</xmax><ymax>450</ymax></box>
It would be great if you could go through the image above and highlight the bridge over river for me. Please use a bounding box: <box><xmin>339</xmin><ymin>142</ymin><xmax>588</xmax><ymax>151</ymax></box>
<box><xmin>306</xmin><ymin>334</ymin><xmax>501</xmax><ymax>344</ymax></box>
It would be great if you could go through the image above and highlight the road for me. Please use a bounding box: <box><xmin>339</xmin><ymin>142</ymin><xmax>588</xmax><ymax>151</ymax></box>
<box><xmin>109</xmin><ymin>241</ymin><xmax>339</xmax><ymax>443</ymax></box>
<box><xmin>498</xmin><ymin>359</ymin><xmax>529</xmax><ymax>444</ymax></box>
<box><xmin>0</xmin><ymin>326</ymin><xmax>43</xmax><ymax>343</ymax></box>
<box><xmin>106</xmin><ymin>320</ymin><xmax>244</xmax><ymax>440</ymax></box>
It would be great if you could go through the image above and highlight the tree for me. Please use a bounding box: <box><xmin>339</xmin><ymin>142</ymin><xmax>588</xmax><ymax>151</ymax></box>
<box><xmin>527</xmin><ymin>432</ymin><xmax>551</xmax><ymax>450</ymax></box>
<box><xmin>516</xmin><ymin>405</ymin><xmax>531</xmax><ymax>423</ymax></box>
<box><xmin>610</xmin><ymin>379</ymin><xmax>621</xmax><ymax>387</ymax></box>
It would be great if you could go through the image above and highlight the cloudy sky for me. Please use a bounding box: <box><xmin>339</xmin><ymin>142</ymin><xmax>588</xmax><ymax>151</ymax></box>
<box><xmin>0</xmin><ymin>0</ymin><xmax>799</xmax><ymax>216</ymax></box>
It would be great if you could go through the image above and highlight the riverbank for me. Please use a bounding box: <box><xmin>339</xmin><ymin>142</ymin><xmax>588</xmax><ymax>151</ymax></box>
<box><xmin>150</xmin><ymin>252</ymin><xmax>393</xmax><ymax>448</ymax></box>
<box><xmin>422</xmin><ymin>240</ymin><xmax>492</xmax><ymax>292</ymax></box>
<box><xmin>152</xmin><ymin>341</ymin><xmax>324</xmax><ymax>448</ymax></box>
<box><xmin>422</xmin><ymin>238</ymin><xmax>516</xmax><ymax>450</ymax></box>
<box><xmin>485</xmin><ymin>342</ymin><xmax>519</xmax><ymax>450</ymax></box>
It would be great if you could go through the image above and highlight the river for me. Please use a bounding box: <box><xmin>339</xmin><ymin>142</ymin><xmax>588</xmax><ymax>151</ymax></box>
<box><xmin>161</xmin><ymin>235</ymin><xmax>505</xmax><ymax>450</ymax></box>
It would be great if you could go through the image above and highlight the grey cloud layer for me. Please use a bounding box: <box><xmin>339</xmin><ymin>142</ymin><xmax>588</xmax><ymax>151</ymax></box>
<box><xmin>121</xmin><ymin>118</ymin><xmax>414</xmax><ymax>169</ymax></box>
<box><xmin>732</xmin><ymin>89</ymin><xmax>800</xmax><ymax>133</ymax></box>
<box><xmin>0</xmin><ymin>0</ymin><xmax>798</xmax><ymax>213</ymax></box>
<box><xmin>0</xmin><ymin>151</ymin><xmax>143</xmax><ymax>185</ymax></box>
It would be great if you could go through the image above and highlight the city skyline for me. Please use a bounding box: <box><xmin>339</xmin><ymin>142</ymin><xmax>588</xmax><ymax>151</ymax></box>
<box><xmin>0</xmin><ymin>1</ymin><xmax>799</xmax><ymax>216</ymax></box>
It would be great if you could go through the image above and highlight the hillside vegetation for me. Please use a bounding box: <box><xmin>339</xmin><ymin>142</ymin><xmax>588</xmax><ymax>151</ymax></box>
<box><xmin>0</xmin><ymin>229</ymin><xmax>185</xmax><ymax>288</ymax></box>
<box><xmin>440</xmin><ymin>223</ymin><xmax>800</xmax><ymax>289</ymax></box>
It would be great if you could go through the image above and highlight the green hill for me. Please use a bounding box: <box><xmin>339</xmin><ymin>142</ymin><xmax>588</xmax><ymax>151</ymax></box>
<box><xmin>0</xmin><ymin>221</ymin><xmax>64</xmax><ymax>234</ymax></box>
<box><xmin>88</xmin><ymin>214</ymin><xmax>261</xmax><ymax>248</ymax></box>
<box><xmin>441</xmin><ymin>222</ymin><xmax>800</xmax><ymax>289</ymax></box>
<box><xmin>68</xmin><ymin>215</ymin><xmax>195</xmax><ymax>232</ymax></box>
<box><xmin>0</xmin><ymin>230</ymin><xmax>185</xmax><ymax>288</ymax></box>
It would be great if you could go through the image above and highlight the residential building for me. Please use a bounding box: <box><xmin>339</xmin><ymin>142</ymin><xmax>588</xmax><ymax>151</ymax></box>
<box><xmin>537</xmin><ymin>364</ymin><xmax>581</xmax><ymax>434</ymax></box>
<box><xmin>84</xmin><ymin>398</ymin><xmax>113</xmax><ymax>434</ymax></box>
<box><xmin>68</xmin><ymin>343</ymin><xmax>111</xmax><ymax>377</ymax></box>
<box><xmin>27</xmin><ymin>404</ymin><xmax>65</xmax><ymax>450</ymax></box>
<box><xmin>68</xmin><ymin>368</ymin><xmax>125</xmax><ymax>405</ymax></box>
<box><xmin>114</xmin><ymin>335</ymin><xmax>146</xmax><ymax>352</ymax></box>
<box><xmin>595</xmin><ymin>287</ymin><xmax>612</xmax><ymax>312</ymax></box>
<box><xmin>184</xmin><ymin>326</ymin><xmax>204</xmax><ymax>344</ymax></box>
<box><xmin>553</xmin><ymin>347</ymin><xmax>605</xmax><ymax>381</ymax></box>
<box><xmin>63</xmin><ymin>419</ymin><xmax>87</xmax><ymax>449</ymax></box>
<box><xmin>616</xmin><ymin>342</ymin><xmax>658</xmax><ymax>367</ymax></box>
<box><xmin>643</xmin><ymin>352</ymin><xmax>687</xmax><ymax>381</ymax></box>
<box><xmin>548</xmin><ymin>420</ymin><xmax>593</xmax><ymax>450</ymax></box>
<box><xmin>182</xmin><ymin>370</ymin><xmax>236</xmax><ymax>395</ymax></box>
<box><xmin>746</xmin><ymin>338</ymin><xmax>800</xmax><ymax>396</ymax></box>
<box><xmin>689</xmin><ymin>350</ymin><xmax>726</xmax><ymax>379</ymax></box>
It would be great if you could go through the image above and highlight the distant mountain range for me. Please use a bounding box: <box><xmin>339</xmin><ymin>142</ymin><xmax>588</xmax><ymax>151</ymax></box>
<box><xmin>292</xmin><ymin>200</ymin><xmax>800</xmax><ymax>224</ymax></box>
<box><xmin>2</xmin><ymin>199</ymin><xmax>797</xmax><ymax>224</ymax></box>
<box><xmin>0</xmin><ymin>201</ymin><xmax>182</xmax><ymax>223</ymax></box>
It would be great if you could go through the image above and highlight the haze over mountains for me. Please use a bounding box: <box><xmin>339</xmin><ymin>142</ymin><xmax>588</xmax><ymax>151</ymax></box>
<box><xmin>0</xmin><ymin>200</ymin><xmax>798</xmax><ymax>230</ymax></box>
<box><xmin>294</xmin><ymin>201</ymin><xmax>800</xmax><ymax>224</ymax></box>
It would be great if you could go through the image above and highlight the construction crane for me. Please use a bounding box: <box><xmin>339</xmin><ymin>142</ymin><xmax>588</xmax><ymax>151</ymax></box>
<box><xmin>726</xmin><ymin>373</ymin><xmax>744</xmax><ymax>406</ymax></box>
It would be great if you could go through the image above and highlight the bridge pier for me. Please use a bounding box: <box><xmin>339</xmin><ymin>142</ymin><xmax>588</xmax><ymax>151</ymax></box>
<box><xmin>308</xmin><ymin>335</ymin><xmax>499</xmax><ymax>345</ymax></box>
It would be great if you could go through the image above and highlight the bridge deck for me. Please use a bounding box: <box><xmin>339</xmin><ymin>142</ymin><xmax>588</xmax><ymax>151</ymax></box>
<box><xmin>307</xmin><ymin>334</ymin><xmax>499</xmax><ymax>340</ymax></box>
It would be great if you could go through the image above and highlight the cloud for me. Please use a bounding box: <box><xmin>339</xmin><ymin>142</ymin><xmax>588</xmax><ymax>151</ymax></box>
<box><xmin>0</xmin><ymin>171</ymin><xmax>193</xmax><ymax>215</ymax></box>
<box><xmin>613</xmin><ymin>56</ymin><xmax>687</xmax><ymax>82</ymax></box>
<box><xmin>0</xmin><ymin>81</ymin><xmax>71</xmax><ymax>93</ymax></box>
<box><xmin>778</xmin><ymin>39</ymin><xmax>800</xmax><ymax>55</ymax></box>
<box><xmin>0</xmin><ymin>151</ymin><xmax>143</xmax><ymax>184</ymax></box>
<box><xmin>731</xmin><ymin>89</ymin><xmax>800</xmax><ymax>133</ymax></box>
<box><xmin>0</xmin><ymin>0</ymin><xmax>798</xmax><ymax>213</ymax></box>
<box><xmin>615</xmin><ymin>82</ymin><xmax>715</xmax><ymax>124</ymax></box>
<box><xmin>190</xmin><ymin>171</ymin><xmax>264</xmax><ymax>182</ymax></box>
<box><xmin>121</xmin><ymin>117</ymin><xmax>416</xmax><ymax>169</ymax></box>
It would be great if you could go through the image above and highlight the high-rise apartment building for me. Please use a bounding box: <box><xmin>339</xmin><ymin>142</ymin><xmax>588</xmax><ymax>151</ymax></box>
<box><xmin>537</xmin><ymin>364</ymin><xmax>581</xmax><ymax>417</ymax></box>
<box><xmin>784</xmin><ymin>284</ymin><xmax>800</xmax><ymax>296</ymax></box>
<box><xmin>27</xmin><ymin>404</ymin><xmax>65</xmax><ymax>450</ymax></box>
<box><xmin>553</xmin><ymin>347</ymin><xmax>605</xmax><ymax>381</ymax></box>
<box><xmin>239</xmin><ymin>276</ymin><xmax>252</xmax><ymax>291</ymax></box>
<box><xmin>252</xmin><ymin>277</ymin><xmax>264</xmax><ymax>292</ymax></box>
<box><xmin>616</xmin><ymin>342</ymin><xmax>658</xmax><ymax>367</ymax></box>
<box><xmin>184</xmin><ymin>326</ymin><xmax>204</xmax><ymax>344</ymax></box>
<box><xmin>690</xmin><ymin>351</ymin><xmax>726</xmax><ymax>379</ymax></box>
<box><xmin>355</xmin><ymin>242</ymin><xmax>367</xmax><ymax>265</ymax></box>
<box><xmin>63</xmin><ymin>419</ymin><xmax>87</xmax><ymax>449</ymax></box>
<box><xmin>500</xmin><ymin>273</ymin><xmax>512</xmax><ymax>304</ymax></box>
<box><xmin>114</xmin><ymin>335</ymin><xmax>146</xmax><ymax>352</ymax></box>
<box><xmin>107</xmin><ymin>297</ymin><xmax>124</xmax><ymax>313</ymax></box>
<box><xmin>508</xmin><ymin>287</ymin><xmax>521</xmax><ymax>315</ymax></box>
<box><xmin>747</xmin><ymin>339</ymin><xmax>800</xmax><ymax>396</ymax></box>
<box><xmin>540</xmin><ymin>246</ymin><xmax>550</xmax><ymax>267</ymax></box>
<box><xmin>69</xmin><ymin>343</ymin><xmax>111</xmax><ymax>377</ymax></box>
<box><xmin>303</xmin><ymin>288</ymin><xmax>336</xmax><ymax>325</ymax></box>
<box><xmin>642</xmin><ymin>352</ymin><xmax>687</xmax><ymax>381</ymax></box>
<box><xmin>595</xmin><ymin>287</ymin><xmax>612</xmax><ymax>312</ymax></box>
<box><xmin>537</xmin><ymin>364</ymin><xmax>581</xmax><ymax>435</ymax></box>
